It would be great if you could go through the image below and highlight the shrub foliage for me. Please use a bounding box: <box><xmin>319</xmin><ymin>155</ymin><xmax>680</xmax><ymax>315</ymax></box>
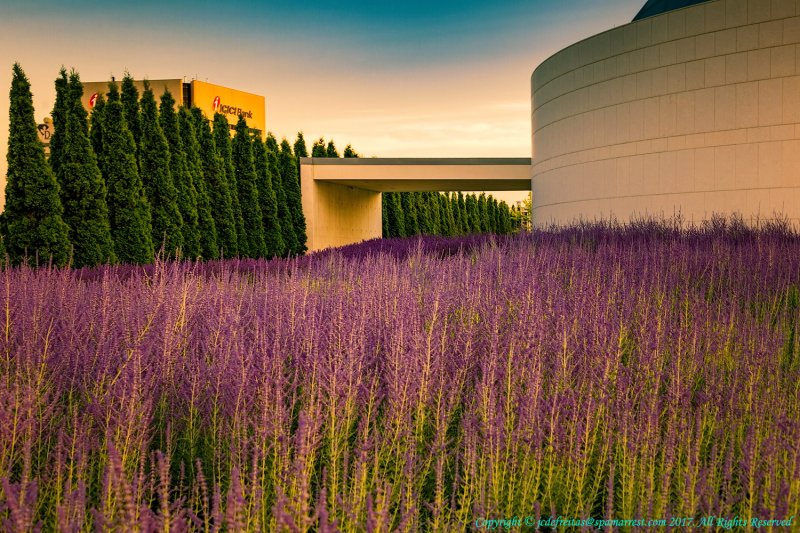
<box><xmin>0</xmin><ymin>221</ymin><xmax>798</xmax><ymax>530</ymax></box>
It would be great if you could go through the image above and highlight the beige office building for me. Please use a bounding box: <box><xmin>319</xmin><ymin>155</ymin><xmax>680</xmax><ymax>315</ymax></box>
<box><xmin>531</xmin><ymin>0</ymin><xmax>800</xmax><ymax>226</ymax></box>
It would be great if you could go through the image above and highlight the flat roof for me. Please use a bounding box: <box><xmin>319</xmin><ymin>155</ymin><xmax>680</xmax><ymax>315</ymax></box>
<box><xmin>300</xmin><ymin>157</ymin><xmax>531</xmax><ymax>166</ymax></box>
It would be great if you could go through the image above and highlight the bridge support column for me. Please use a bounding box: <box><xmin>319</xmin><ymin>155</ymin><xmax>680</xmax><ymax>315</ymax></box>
<box><xmin>300</xmin><ymin>164</ymin><xmax>382</xmax><ymax>252</ymax></box>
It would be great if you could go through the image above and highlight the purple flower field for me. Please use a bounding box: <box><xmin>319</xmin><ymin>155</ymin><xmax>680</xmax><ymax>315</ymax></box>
<box><xmin>1</xmin><ymin>219</ymin><xmax>799</xmax><ymax>531</ymax></box>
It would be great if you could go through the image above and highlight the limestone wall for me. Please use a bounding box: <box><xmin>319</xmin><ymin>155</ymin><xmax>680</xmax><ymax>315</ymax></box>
<box><xmin>531</xmin><ymin>0</ymin><xmax>800</xmax><ymax>226</ymax></box>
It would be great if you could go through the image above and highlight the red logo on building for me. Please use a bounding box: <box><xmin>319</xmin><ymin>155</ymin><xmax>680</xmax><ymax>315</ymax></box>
<box><xmin>89</xmin><ymin>93</ymin><xmax>99</xmax><ymax>109</ymax></box>
<box><xmin>212</xmin><ymin>96</ymin><xmax>221</xmax><ymax>112</ymax></box>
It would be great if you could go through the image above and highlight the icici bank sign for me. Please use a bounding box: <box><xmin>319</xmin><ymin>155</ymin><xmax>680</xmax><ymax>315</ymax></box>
<box><xmin>213</xmin><ymin>96</ymin><xmax>253</xmax><ymax>119</ymax></box>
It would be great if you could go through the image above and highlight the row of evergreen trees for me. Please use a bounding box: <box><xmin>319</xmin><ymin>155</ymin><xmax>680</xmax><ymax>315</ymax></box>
<box><xmin>1</xmin><ymin>63</ymin><xmax>523</xmax><ymax>265</ymax></box>
<box><xmin>1</xmin><ymin>64</ymin><xmax>307</xmax><ymax>267</ymax></box>
<box><xmin>382</xmin><ymin>191</ymin><xmax>519</xmax><ymax>238</ymax></box>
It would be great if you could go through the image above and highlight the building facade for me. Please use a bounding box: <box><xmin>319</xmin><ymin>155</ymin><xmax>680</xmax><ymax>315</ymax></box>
<box><xmin>531</xmin><ymin>0</ymin><xmax>800</xmax><ymax>226</ymax></box>
<box><xmin>80</xmin><ymin>79</ymin><xmax>266</xmax><ymax>137</ymax></box>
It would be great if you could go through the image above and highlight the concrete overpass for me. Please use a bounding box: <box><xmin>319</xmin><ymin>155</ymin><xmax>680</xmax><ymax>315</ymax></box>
<box><xmin>299</xmin><ymin>157</ymin><xmax>531</xmax><ymax>251</ymax></box>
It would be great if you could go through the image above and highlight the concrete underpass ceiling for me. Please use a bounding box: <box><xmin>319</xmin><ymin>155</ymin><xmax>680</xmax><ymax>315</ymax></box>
<box><xmin>316</xmin><ymin>179</ymin><xmax>531</xmax><ymax>192</ymax></box>
<box><xmin>300</xmin><ymin>157</ymin><xmax>532</xmax><ymax>193</ymax></box>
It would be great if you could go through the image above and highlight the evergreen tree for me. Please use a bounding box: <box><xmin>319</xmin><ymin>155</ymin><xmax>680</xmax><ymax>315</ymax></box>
<box><xmin>510</xmin><ymin>205</ymin><xmax>520</xmax><ymax>231</ymax></box>
<box><xmin>57</xmin><ymin>71</ymin><xmax>116</xmax><ymax>268</ymax></box>
<box><xmin>311</xmin><ymin>137</ymin><xmax>326</xmax><ymax>157</ymax></box>
<box><xmin>267</xmin><ymin>147</ymin><xmax>298</xmax><ymax>256</ymax></box>
<box><xmin>439</xmin><ymin>193</ymin><xmax>454</xmax><ymax>236</ymax></box>
<box><xmin>265</xmin><ymin>132</ymin><xmax>279</xmax><ymax>153</ymax></box>
<box><xmin>179</xmin><ymin>107</ymin><xmax>218</xmax><ymax>260</ymax></box>
<box><xmin>139</xmin><ymin>81</ymin><xmax>183</xmax><ymax>257</ymax></box>
<box><xmin>231</xmin><ymin>116</ymin><xmax>266</xmax><ymax>258</ymax></box>
<box><xmin>89</xmin><ymin>93</ymin><xmax>106</xmax><ymax>184</ymax></box>
<box><xmin>427</xmin><ymin>192</ymin><xmax>441</xmax><ymax>235</ymax></box>
<box><xmin>415</xmin><ymin>192</ymin><xmax>431</xmax><ymax>234</ymax></box>
<box><xmin>499</xmin><ymin>201</ymin><xmax>512</xmax><ymax>233</ymax></box>
<box><xmin>385</xmin><ymin>192</ymin><xmax>405</xmax><ymax>238</ymax></box>
<box><xmin>49</xmin><ymin>67</ymin><xmax>69</xmax><ymax>184</ymax></box>
<box><xmin>192</xmin><ymin>108</ymin><xmax>237</xmax><ymax>257</ymax></box>
<box><xmin>490</xmin><ymin>197</ymin><xmax>500</xmax><ymax>233</ymax></box>
<box><xmin>458</xmin><ymin>192</ymin><xmax>468</xmax><ymax>233</ymax></box>
<box><xmin>501</xmin><ymin>200</ymin><xmax>510</xmax><ymax>234</ymax></box>
<box><xmin>0</xmin><ymin>216</ymin><xmax>5</xmax><ymax>259</ymax></box>
<box><xmin>293</xmin><ymin>132</ymin><xmax>308</xmax><ymax>189</ymax></box>
<box><xmin>495</xmin><ymin>201</ymin><xmax>504</xmax><ymax>234</ymax></box>
<box><xmin>465</xmin><ymin>193</ymin><xmax>479</xmax><ymax>233</ymax></box>
<box><xmin>450</xmin><ymin>193</ymin><xmax>462</xmax><ymax>235</ymax></box>
<box><xmin>381</xmin><ymin>193</ymin><xmax>389</xmax><ymax>237</ymax></box>
<box><xmin>4</xmin><ymin>63</ymin><xmax>72</xmax><ymax>266</ymax></box>
<box><xmin>214</xmin><ymin>112</ymin><xmax>247</xmax><ymax>255</ymax></box>
<box><xmin>343</xmin><ymin>145</ymin><xmax>359</xmax><ymax>158</ymax></box>
<box><xmin>478</xmin><ymin>193</ymin><xmax>489</xmax><ymax>233</ymax></box>
<box><xmin>400</xmin><ymin>192</ymin><xmax>419</xmax><ymax>236</ymax></box>
<box><xmin>326</xmin><ymin>140</ymin><xmax>339</xmax><ymax>158</ymax></box>
<box><xmin>293</xmin><ymin>132</ymin><xmax>309</xmax><ymax>160</ymax></box>
<box><xmin>279</xmin><ymin>139</ymin><xmax>307</xmax><ymax>254</ymax></box>
<box><xmin>159</xmin><ymin>90</ymin><xmax>200</xmax><ymax>259</ymax></box>
<box><xmin>121</xmin><ymin>73</ymin><xmax>142</xmax><ymax>155</ymax></box>
<box><xmin>252</xmin><ymin>135</ymin><xmax>284</xmax><ymax>257</ymax></box>
<box><xmin>101</xmin><ymin>81</ymin><xmax>154</xmax><ymax>264</ymax></box>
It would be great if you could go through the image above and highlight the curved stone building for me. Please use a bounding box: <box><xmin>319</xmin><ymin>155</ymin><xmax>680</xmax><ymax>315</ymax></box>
<box><xmin>531</xmin><ymin>0</ymin><xmax>800</xmax><ymax>225</ymax></box>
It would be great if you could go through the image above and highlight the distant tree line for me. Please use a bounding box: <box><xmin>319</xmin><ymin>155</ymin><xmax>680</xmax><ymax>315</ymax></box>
<box><xmin>381</xmin><ymin>191</ymin><xmax>520</xmax><ymax>238</ymax></box>
<box><xmin>1</xmin><ymin>64</ymin><xmax>307</xmax><ymax>267</ymax></box>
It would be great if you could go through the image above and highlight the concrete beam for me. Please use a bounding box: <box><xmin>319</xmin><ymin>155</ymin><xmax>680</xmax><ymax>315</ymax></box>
<box><xmin>299</xmin><ymin>157</ymin><xmax>532</xmax><ymax>252</ymax></box>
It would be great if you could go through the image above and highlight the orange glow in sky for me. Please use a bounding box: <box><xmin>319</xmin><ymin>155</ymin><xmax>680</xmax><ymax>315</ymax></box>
<box><xmin>0</xmin><ymin>1</ymin><xmax>644</xmax><ymax>208</ymax></box>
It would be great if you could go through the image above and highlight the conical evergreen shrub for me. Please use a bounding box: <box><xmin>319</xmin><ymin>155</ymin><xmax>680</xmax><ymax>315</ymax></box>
<box><xmin>57</xmin><ymin>71</ymin><xmax>116</xmax><ymax>267</ymax></box>
<box><xmin>121</xmin><ymin>72</ymin><xmax>142</xmax><ymax>155</ymax></box>
<box><xmin>139</xmin><ymin>81</ymin><xmax>183</xmax><ymax>257</ymax></box>
<box><xmin>193</xmin><ymin>108</ymin><xmax>237</xmax><ymax>257</ymax></box>
<box><xmin>466</xmin><ymin>193</ymin><xmax>480</xmax><ymax>233</ymax></box>
<box><xmin>231</xmin><ymin>116</ymin><xmax>266</xmax><ymax>258</ymax></box>
<box><xmin>102</xmin><ymin>81</ymin><xmax>154</xmax><ymax>264</ymax></box>
<box><xmin>478</xmin><ymin>193</ymin><xmax>488</xmax><ymax>233</ymax></box>
<box><xmin>311</xmin><ymin>137</ymin><xmax>326</xmax><ymax>157</ymax></box>
<box><xmin>293</xmin><ymin>132</ymin><xmax>308</xmax><ymax>160</ymax></box>
<box><xmin>159</xmin><ymin>90</ymin><xmax>200</xmax><ymax>259</ymax></box>
<box><xmin>400</xmin><ymin>192</ymin><xmax>419</xmax><ymax>236</ymax></box>
<box><xmin>214</xmin><ymin>112</ymin><xmax>247</xmax><ymax>255</ymax></box>
<box><xmin>49</xmin><ymin>67</ymin><xmax>68</xmax><ymax>185</ymax></box>
<box><xmin>294</xmin><ymin>132</ymin><xmax>308</xmax><ymax>188</ymax></box>
<box><xmin>415</xmin><ymin>192</ymin><xmax>431</xmax><ymax>234</ymax></box>
<box><xmin>252</xmin><ymin>136</ymin><xmax>285</xmax><ymax>258</ymax></box>
<box><xmin>267</xmin><ymin>146</ymin><xmax>297</xmax><ymax>256</ymax></box>
<box><xmin>439</xmin><ymin>193</ymin><xmax>454</xmax><ymax>236</ymax></box>
<box><xmin>279</xmin><ymin>139</ymin><xmax>307</xmax><ymax>254</ymax></box>
<box><xmin>265</xmin><ymin>132</ymin><xmax>279</xmax><ymax>153</ymax></box>
<box><xmin>450</xmin><ymin>192</ymin><xmax>462</xmax><ymax>235</ymax></box>
<box><xmin>458</xmin><ymin>192</ymin><xmax>468</xmax><ymax>233</ymax></box>
<box><xmin>382</xmin><ymin>193</ymin><xmax>389</xmax><ymax>237</ymax></box>
<box><xmin>326</xmin><ymin>140</ymin><xmax>339</xmax><ymax>158</ymax></box>
<box><xmin>4</xmin><ymin>63</ymin><xmax>72</xmax><ymax>266</ymax></box>
<box><xmin>427</xmin><ymin>192</ymin><xmax>441</xmax><ymax>235</ymax></box>
<box><xmin>89</xmin><ymin>93</ymin><xmax>106</xmax><ymax>184</ymax></box>
<box><xmin>385</xmin><ymin>192</ymin><xmax>405</xmax><ymax>238</ymax></box>
<box><xmin>179</xmin><ymin>107</ymin><xmax>218</xmax><ymax>260</ymax></box>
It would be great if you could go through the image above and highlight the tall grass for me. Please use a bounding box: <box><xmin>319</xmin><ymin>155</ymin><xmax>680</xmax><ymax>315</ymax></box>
<box><xmin>0</xmin><ymin>219</ymin><xmax>799</xmax><ymax>531</ymax></box>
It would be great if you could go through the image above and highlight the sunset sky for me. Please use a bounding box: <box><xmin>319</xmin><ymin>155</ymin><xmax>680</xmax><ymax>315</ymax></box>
<box><xmin>1</xmin><ymin>0</ymin><xmax>644</xmax><ymax>206</ymax></box>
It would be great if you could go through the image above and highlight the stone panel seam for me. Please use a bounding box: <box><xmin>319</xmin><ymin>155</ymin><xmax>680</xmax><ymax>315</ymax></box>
<box><xmin>532</xmin><ymin>128</ymin><xmax>800</xmax><ymax>173</ymax></box>
<box><xmin>532</xmin><ymin>185</ymin><xmax>800</xmax><ymax>209</ymax></box>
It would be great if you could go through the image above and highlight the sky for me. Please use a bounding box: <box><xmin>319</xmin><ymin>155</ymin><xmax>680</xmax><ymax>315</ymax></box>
<box><xmin>0</xmin><ymin>0</ymin><xmax>644</xmax><ymax>207</ymax></box>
